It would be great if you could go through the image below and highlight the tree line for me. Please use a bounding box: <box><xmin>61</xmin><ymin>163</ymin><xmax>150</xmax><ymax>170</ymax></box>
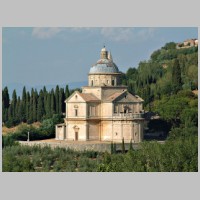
<box><xmin>122</xmin><ymin>42</ymin><xmax>198</xmax><ymax>109</ymax></box>
<box><xmin>2</xmin><ymin>85</ymin><xmax>71</xmax><ymax>127</ymax></box>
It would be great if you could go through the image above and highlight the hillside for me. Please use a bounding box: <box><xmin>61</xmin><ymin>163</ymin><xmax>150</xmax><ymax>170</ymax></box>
<box><xmin>122</xmin><ymin>42</ymin><xmax>198</xmax><ymax>108</ymax></box>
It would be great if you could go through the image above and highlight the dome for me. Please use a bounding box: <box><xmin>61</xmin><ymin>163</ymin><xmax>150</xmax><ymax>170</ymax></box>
<box><xmin>89</xmin><ymin>58</ymin><xmax>120</xmax><ymax>74</ymax></box>
<box><xmin>89</xmin><ymin>47</ymin><xmax>120</xmax><ymax>74</ymax></box>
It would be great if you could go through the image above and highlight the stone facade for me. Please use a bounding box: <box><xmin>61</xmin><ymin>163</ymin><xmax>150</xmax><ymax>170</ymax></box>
<box><xmin>56</xmin><ymin>47</ymin><xmax>145</xmax><ymax>143</ymax></box>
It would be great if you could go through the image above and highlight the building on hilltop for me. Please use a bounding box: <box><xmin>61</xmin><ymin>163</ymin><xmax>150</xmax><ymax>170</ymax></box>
<box><xmin>176</xmin><ymin>38</ymin><xmax>198</xmax><ymax>49</ymax></box>
<box><xmin>55</xmin><ymin>47</ymin><xmax>145</xmax><ymax>143</ymax></box>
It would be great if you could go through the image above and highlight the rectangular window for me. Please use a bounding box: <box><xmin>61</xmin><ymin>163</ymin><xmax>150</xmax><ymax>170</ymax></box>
<box><xmin>90</xmin><ymin>106</ymin><xmax>96</xmax><ymax>116</ymax></box>
<box><xmin>75</xmin><ymin>109</ymin><xmax>78</xmax><ymax>116</ymax></box>
<box><xmin>114</xmin><ymin>104</ymin><xmax>118</xmax><ymax>113</ymax></box>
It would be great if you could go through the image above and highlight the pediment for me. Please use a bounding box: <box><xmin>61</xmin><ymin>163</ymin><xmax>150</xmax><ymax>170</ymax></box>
<box><xmin>65</xmin><ymin>91</ymin><xmax>86</xmax><ymax>103</ymax></box>
<box><xmin>66</xmin><ymin>91</ymin><xmax>100</xmax><ymax>103</ymax></box>
<box><xmin>114</xmin><ymin>92</ymin><xmax>143</xmax><ymax>103</ymax></box>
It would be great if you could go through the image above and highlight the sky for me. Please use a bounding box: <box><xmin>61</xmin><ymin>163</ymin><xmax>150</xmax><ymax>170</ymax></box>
<box><xmin>2</xmin><ymin>27</ymin><xmax>198</xmax><ymax>90</ymax></box>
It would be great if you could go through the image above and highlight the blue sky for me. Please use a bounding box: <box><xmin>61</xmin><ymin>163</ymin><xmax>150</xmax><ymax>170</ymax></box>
<box><xmin>2</xmin><ymin>27</ymin><xmax>198</xmax><ymax>88</ymax></box>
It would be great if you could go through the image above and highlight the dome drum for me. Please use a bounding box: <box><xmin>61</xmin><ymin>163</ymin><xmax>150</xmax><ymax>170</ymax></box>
<box><xmin>88</xmin><ymin>47</ymin><xmax>122</xmax><ymax>86</ymax></box>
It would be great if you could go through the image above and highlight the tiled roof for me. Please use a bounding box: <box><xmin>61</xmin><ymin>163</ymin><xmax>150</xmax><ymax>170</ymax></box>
<box><xmin>106</xmin><ymin>91</ymin><xmax>144</xmax><ymax>102</ymax></box>
<box><xmin>79</xmin><ymin>93</ymin><xmax>100</xmax><ymax>102</ymax></box>
<box><xmin>106</xmin><ymin>91</ymin><xmax>126</xmax><ymax>101</ymax></box>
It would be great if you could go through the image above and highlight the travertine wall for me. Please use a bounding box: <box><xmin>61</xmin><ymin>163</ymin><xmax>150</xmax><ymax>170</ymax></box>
<box><xmin>82</xmin><ymin>87</ymin><xmax>102</xmax><ymax>99</ymax></box>
<box><xmin>82</xmin><ymin>86</ymin><xmax>128</xmax><ymax>100</ymax></box>
<box><xmin>66</xmin><ymin>121</ymin><xmax>88</xmax><ymax>141</ymax></box>
<box><xmin>88</xmin><ymin>74</ymin><xmax>121</xmax><ymax>87</ymax></box>
<box><xmin>66</xmin><ymin>102</ymin><xmax>87</xmax><ymax>118</ymax></box>
<box><xmin>100</xmin><ymin>120</ymin><xmax>143</xmax><ymax>143</ymax></box>
<box><xmin>101</xmin><ymin>103</ymin><xmax>113</xmax><ymax>118</ymax></box>
<box><xmin>88</xmin><ymin>121</ymin><xmax>100</xmax><ymax>140</ymax></box>
<box><xmin>101</xmin><ymin>121</ymin><xmax>112</xmax><ymax>141</ymax></box>
<box><xmin>56</xmin><ymin>125</ymin><xmax>66</xmax><ymax>140</ymax></box>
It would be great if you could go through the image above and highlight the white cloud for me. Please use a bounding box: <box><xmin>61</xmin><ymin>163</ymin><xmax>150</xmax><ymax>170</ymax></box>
<box><xmin>32</xmin><ymin>28</ymin><xmax>63</xmax><ymax>39</ymax></box>
<box><xmin>69</xmin><ymin>27</ymin><xmax>95</xmax><ymax>32</ymax></box>
<box><xmin>100</xmin><ymin>28</ymin><xmax>133</xmax><ymax>42</ymax></box>
<box><xmin>100</xmin><ymin>27</ymin><xmax>157</xmax><ymax>42</ymax></box>
<box><xmin>137</xmin><ymin>28</ymin><xmax>157</xmax><ymax>39</ymax></box>
<box><xmin>31</xmin><ymin>27</ymin><xmax>157</xmax><ymax>41</ymax></box>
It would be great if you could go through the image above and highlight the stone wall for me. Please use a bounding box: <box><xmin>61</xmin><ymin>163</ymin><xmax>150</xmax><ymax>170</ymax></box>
<box><xmin>19</xmin><ymin>141</ymin><xmax>139</xmax><ymax>153</ymax></box>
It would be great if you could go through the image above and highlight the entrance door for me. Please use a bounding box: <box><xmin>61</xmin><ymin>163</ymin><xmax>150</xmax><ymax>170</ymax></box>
<box><xmin>75</xmin><ymin>132</ymin><xmax>78</xmax><ymax>141</ymax></box>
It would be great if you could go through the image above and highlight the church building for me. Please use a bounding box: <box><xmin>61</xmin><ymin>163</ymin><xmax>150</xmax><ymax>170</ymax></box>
<box><xmin>56</xmin><ymin>47</ymin><xmax>145</xmax><ymax>143</ymax></box>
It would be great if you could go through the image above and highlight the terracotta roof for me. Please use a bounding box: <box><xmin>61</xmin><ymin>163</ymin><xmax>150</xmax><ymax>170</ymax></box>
<box><xmin>79</xmin><ymin>93</ymin><xmax>100</xmax><ymax>102</ymax></box>
<box><xmin>106</xmin><ymin>91</ymin><xmax>126</xmax><ymax>101</ymax></box>
<box><xmin>106</xmin><ymin>91</ymin><xmax>144</xmax><ymax>102</ymax></box>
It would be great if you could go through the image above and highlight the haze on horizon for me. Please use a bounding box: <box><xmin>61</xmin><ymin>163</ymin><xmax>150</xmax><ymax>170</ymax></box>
<box><xmin>2</xmin><ymin>27</ymin><xmax>198</xmax><ymax>89</ymax></box>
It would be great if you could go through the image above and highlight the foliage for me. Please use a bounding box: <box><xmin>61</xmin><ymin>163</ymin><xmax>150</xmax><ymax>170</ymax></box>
<box><xmin>172</xmin><ymin>59</ymin><xmax>182</xmax><ymax>93</ymax></box>
<box><xmin>129</xmin><ymin>139</ymin><xmax>133</xmax><ymax>151</ymax></box>
<box><xmin>121</xmin><ymin>138</ymin><xmax>125</xmax><ymax>154</ymax></box>
<box><xmin>121</xmin><ymin>43</ymin><xmax>198</xmax><ymax>108</ymax></box>
<box><xmin>2</xmin><ymin>115</ymin><xmax>63</xmax><ymax>143</ymax></box>
<box><xmin>97</xmin><ymin>134</ymin><xmax>198</xmax><ymax>172</ymax></box>
<box><xmin>2</xmin><ymin>85</ymin><xmax>70</xmax><ymax>127</ymax></box>
<box><xmin>2</xmin><ymin>126</ymin><xmax>198</xmax><ymax>172</ymax></box>
<box><xmin>152</xmin><ymin>91</ymin><xmax>197</xmax><ymax>128</ymax></box>
<box><xmin>2</xmin><ymin>145</ymin><xmax>103</xmax><ymax>172</ymax></box>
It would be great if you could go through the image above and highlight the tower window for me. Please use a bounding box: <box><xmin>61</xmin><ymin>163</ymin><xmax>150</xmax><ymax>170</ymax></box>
<box><xmin>112</xmin><ymin>80</ymin><xmax>115</xmax><ymax>86</ymax></box>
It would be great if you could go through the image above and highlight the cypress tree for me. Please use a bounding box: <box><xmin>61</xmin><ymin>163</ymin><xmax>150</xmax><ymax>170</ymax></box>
<box><xmin>172</xmin><ymin>59</ymin><xmax>182</xmax><ymax>94</ymax></box>
<box><xmin>43</xmin><ymin>86</ymin><xmax>48</xmax><ymax>116</ymax></box>
<box><xmin>21</xmin><ymin>86</ymin><xmax>26</xmax><ymax>122</ymax></box>
<box><xmin>2</xmin><ymin>87</ymin><xmax>10</xmax><ymax>109</ymax></box>
<box><xmin>46</xmin><ymin>93</ymin><xmax>51</xmax><ymax>118</ymax></box>
<box><xmin>113</xmin><ymin>142</ymin><xmax>117</xmax><ymax>154</ymax></box>
<box><xmin>50</xmin><ymin>89</ymin><xmax>55</xmax><ymax>115</ymax></box>
<box><xmin>26</xmin><ymin>91</ymin><xmax>31</xmax><ymax>123</ymax></box>
<box><xmin>32</xmin><ymin>89</ymin><xmax>38</xmax><ymax>122</ymax></box>
<box><xmin>7</xmin><ymin>104</ymin><xmax>14</xmax><ymax>127</ymax></box>
<box><xmin>29</xmin><ymin>88</ymin><xmax>34</xmax><ymax>123</ymax></box>
<box><xmin>11</xmin><ymin>90</ymin><xmax>17</xmax><ymax>121</ymax></box>
<box><xmin>122</xmin><ymin>137</ymin><xmax>125</xmax><ymax>154</ymax></box>
<box><xmin>111</xmin><ymin>142</ymin><xmax>114</xmax><ymax>154</ymax></box>
<box><xmin>37</xmin><ymin>90</ymin><xmax>44</xmax><ymax>121</ymax></box>
<box><xmin>65</xmin><ymin>85</ymin><xmax>70</xmax><ymax>99</ymax></box>
<box><xmin>55</xmin><ymin>85</ymin><xmax>59</xmax><ymax>114</ymax></box>
<box><xmin>2</xmin><ymin>87</ymin><xmax>10</xmax><ymax>123</ymax></box>
<box><xmin>16</xmin><ymin>96</ymin><xmax>22</xmax><ymax>123</ymax></box>
<box><xmin>129</xmin><ymin>138</ymin><xmax>134</xmax><ymax>151</ymax></box>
